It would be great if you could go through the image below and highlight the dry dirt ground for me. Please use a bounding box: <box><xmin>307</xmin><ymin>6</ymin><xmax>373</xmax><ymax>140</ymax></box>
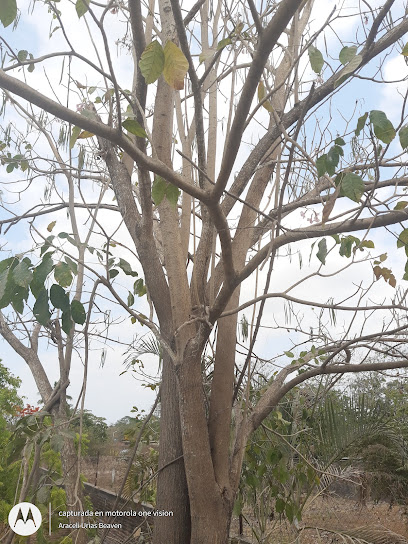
<box><xmin>232</xmin><ymin>497</ymin><xmax>408</xmax><ymax>543</ymax></box>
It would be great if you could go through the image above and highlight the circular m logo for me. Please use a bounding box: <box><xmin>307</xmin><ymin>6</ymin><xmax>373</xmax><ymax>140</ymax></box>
<box><xmin>8</xmin><ymin>502</ymin><xmax>42</xmax><ymax>536</ymax></box>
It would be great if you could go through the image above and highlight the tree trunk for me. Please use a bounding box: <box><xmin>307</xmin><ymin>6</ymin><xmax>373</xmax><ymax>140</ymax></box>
<box><xmin>153</xmin><ymin>351</ymin><xmax>191</xmax><ymax>544</ymax></box>
<box><xmin>58</xmin><ymin>415</ymin><xmax>88</xmax><ymax>544</ymax></box>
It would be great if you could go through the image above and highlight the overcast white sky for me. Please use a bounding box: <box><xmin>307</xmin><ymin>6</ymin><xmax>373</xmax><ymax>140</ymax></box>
<box><xmin>0</xmin><ymin>0</ymin><xmax>407</xmax><ymax>423</ymax></box>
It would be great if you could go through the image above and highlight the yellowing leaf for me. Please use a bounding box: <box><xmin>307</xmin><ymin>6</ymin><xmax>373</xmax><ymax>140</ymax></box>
<box><xmin>139</xmin><ymin>40</ymin><xmax>165</xmax><ymax>84</ymax></box>
<box><xmin>47</xmin><ymin>221</ymin><xmax>56</xmax><ymax>232</ymax></box>
<box><xmin>402</xmin><ymin>43</ymin><xmax>408</xmax><ymax>56</ymax></box>
<box><xmin>163</xmin><ymin>41</ymin><xmax>189</xmax><ymax>91</ymax></box>
<box><xmin>257</xmin><ymin>81</ymin><xmax>274</xmax><ymax>113</ymax></box>
<box><xmin>77</xmin><ymin>130</ymin><xmax>94</xmax><ymax>139</ymax></box>
<box><xmin>70</xmin><ymin>126</ymin><xmax>81</xmax><ymax>149</ymax></box>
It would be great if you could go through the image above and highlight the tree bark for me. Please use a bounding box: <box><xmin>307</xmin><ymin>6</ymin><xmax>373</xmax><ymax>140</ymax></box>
<box><xmin>153</xmin><ymin>351</ymin><xmax>191</xmax><ymax>544</ymax></box>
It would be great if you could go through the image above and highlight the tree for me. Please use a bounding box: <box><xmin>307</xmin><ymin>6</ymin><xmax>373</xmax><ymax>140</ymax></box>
<box><xmin>1</xmin><ymin>0</ymin><xmax>408</xmax><ymax>543</ymax></box>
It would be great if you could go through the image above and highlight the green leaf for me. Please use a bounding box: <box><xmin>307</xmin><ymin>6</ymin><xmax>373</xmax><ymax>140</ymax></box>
<box><xmin>163</xmin><ymin>41</ymin><xmax>189</xmax><ymax>90</ymax></box>
<box><xmin>316</xmin><ymin>154</ymin><xmax>327</xmax><ymax>177</ymax></box>
<box><xmin>152</xmin><ymin>176</ymin><xmax>167</xmax><ymax>206</ymax></box>
<box><xmin>399</xmin><ymin>125</ymin><xmax>408</xmax><ymax>149</ymax></box>
<box><xmin>64</xmin><ymin>256</ymin><xmax>78</xmax><ymax>275</ymax></box>
<box><xmin>355</xmin><ymin>112</ymin><xmax>368</xmax><ymax>137</ymax></box>
<box><xmin>118</xmin><ymin>258</ymin><xmax>138</xmax><ymax>277</ymax></box>
<box><xmin>127</xmin><ymin>292</ymin><xmax>135</xmax><ymax>307</ymax></box>
<box><xmin>31</xmin><ymin>254</ymin><xmax>54</xmax><ymax>298</ymax></box>
<box><xmin>308</xmin><ymin>45</ymin><xmax>324</xmax><ymax>74</ymax></box>
<box><xmin>275</xmin><ymin>498</ymin><xmax>285</xmax><ymax>514</ymax></box>
<box><xmin>71</xmin><ymin>300</ymin><xmax>86</xmax><ymax>325</ymax></box>
<box><xmin>50</xmin><ymin>284</ymin><xmax>70</xmax><ymax>312</ymax></box>
<box><xmin>33</xmin><ymin>289</ymin><xmax>51</xmax><ymax>326</ymax></box>
<box><xmin>285</xmin><ymin>503</ymin><xmax>294</xmax><ymax>523</ymax></box>
<box><xmin>326</xmin><ymin>145</ymin><xmax>343</xmax><ymax>175</ymax></box>
<box><xmin>134</xmin><ymin>278</ymin><xmax>146</xmax><ymax>297</ymax></box>
<box><xmin>0</xmin><ymin>268</ymin><xmax>10</xmax><ymax>304</ymax></box>
<box><xmin>17</xmin><ymin>50</ymin><xmax>28</xmax><ymax>62</ymax></box>
<box><xmin>62</xmin><ymin>310</ymin><xmax>73</xmax><ymax>334</ymax></box>
<box><xmin>70</xmin><ymin>126</ymin><xmax>81</xmax><ymax>149</ymax></box>
<box><xmin>334</xmin><ymin>137</ymin><xmax>345</xmax><ymax>146</ymax></box>
<box><xmin>12</xmin><ymin>260</ymin><xmax>32</xmax><ymax>288</ymax></box>
<box><xmin>122</xmin><ymin>119</ymin><xmax>147</xmax><ymax>138</ymax></box>
<box><xmin>0</xmin><ymin>0</ymin><xmax>17</xmax><ymax>27</ymax></box>
<box><xmin>397</xmin><ymin>229</ymin><xmax>408</xmax><ymax>249</ymax></box>
<box><xmin>54</xmin><ymin>262</ymin><xmax>73</xmax><ymax>288</ymax></box>
<box><xmin>316</xmin><ymin>238</ymin><xmax>327</xmax><ymax>265</ymax></box>
<box><xmin>339</xmin><ymin>45</ymin><xmax>357</xmax><ymax>65</ymax></box>
<box><xmin>109</xmin><ymin>269</ymin><xmax>119</xmax><ymax>279</ymax></box>
<box><xmin>339</xmin><ymin>235</ymin><xmax>359</xmax><ymax>258</ymax></box>
<box><xmin>139</xmin><ymin>40</ymin><xmax>165</xmax><ymax>84</ymax></box>
<box><xmin>284</xmin><ymin>351</ymin><xmax>294</xmax><ymax>358</ymax></box>
<box><xmin>217</xmin><ymin>37</ymin><xmax>232</xmax><ymax>50</ymax></box>
<box><xmin>369</xmin><ymin>110</ymin><xmax>396</xmax><ymax>144</ymax></box>
<box><xmin>334</xmin><ymin>54</ymin><xmax>362</xmax><ymax>87</ymax></box>
<box><xmin>341</xmin><ymin>172</ymin><xmax>365</xmax><ymax>202</ymax></box>
<box><xmin>75</xmin><ymin>0</ymin><xmax>89</xmax><ymax>18</ymax></box>
<box><xmin>166</xmin><ymin>183</ymin><xmax>181</xmax><ymax>209</ymax></box>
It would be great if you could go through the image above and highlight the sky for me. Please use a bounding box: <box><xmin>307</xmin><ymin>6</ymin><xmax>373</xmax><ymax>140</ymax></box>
<box><xmin>0</xmin><ymin>0</ymin><xmax>407</xmax><ymax>423</ymax></box>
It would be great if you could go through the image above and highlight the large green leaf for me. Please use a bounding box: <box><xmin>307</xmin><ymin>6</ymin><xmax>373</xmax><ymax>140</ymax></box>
<box><xmin>308</xmin><ymin>45</ymin><xmax>324</xmax><ymax>74</ymax></box>
<box><xmin>316</xmin><ymin>154</ymin><xmax>327</xmax><ymax>177</ymax></box>
<box><xmin>33</xmin><ymin>289</ymin><xmax>51</xmax><ymax>326</ymax></box>
<box><xmin>0</xmin><ymin>0</ymin><xmax>17</xmax><ymax>28</ymax></box>
<box><xmin>399</xmin><ymin>125</ymin><xmax>408</xmax><ymax>149</ymax></box>
<box><xmin>50</xmin><ymin>284</ymin><xmax>70</xmax><ymax>312</ymax></box>
<box><xmin>339</xmin><ymin>45</ymin><xmax>357</xmax><ymax>65</ymax></box>
<box><xmin>355</xmin><ymin>112</ymin><xmax>368</xmax><ymax>136</ymax></box>
<box><xmin>75</xmin><ymin>0</ymin><xmax>88</xmax><ymax>18</ymax></box>
<box><xmin>61</xmin><ymin>310</ymin><xmax>73</xmax><ymax>335</ymax></box>
<box><xmin>31</xmin><ymin>254</ymin><xmax>54</xmax><ymax>298</ymax></box>
<box><xmin>163</xmin><ymin>41</ymin><xmax>189</xmax><ymax>90</ymax></box>
<box><xmin>54</xmin><ymin>262</ymin><xmax>73</xmax><ymax>288</ymax></box>
<box><xmin>71</xmin><ymin>299</ymin><xmax>86</xmax><ymax>325</ymax></box>
<box><xmin>334</xmin><ymin>54</ymin><xmax>362</xmax><ymax>87</ymax></box>
<box><xmin>152</xmin><ymin>176</ymin><xmax>167</xmax><ymax>206</ymax></box>
<box><xmin>166</xmin><ymin>183</ymin><xmax>181</xmax><ymax>209</ymax></box>
<box><xmin>317</xmin><ymin>238</ymin><xmax>327</xmax><ymax>265</ymax></box>
<box><xmin>118</xmin><ymin>258</ymin><xmax>138</xmax><ymax>277</ymax></box>
<box><xmin>0</xmin><ymin>268</ymin><xmax>10</xmax><ymax>304</ymax></box>
<box><xmin>397</xmin><ymin>228</ymin><xmax>408</xmax><ymax>249</ymax></box>
<box><xmin>369</xmin><ymin>110</ymin><xmax>396</xmax><ymax>144</ymax></box>
<box><xmin>152</xmin><ymin>176</ymin><xmax>180</xmax><ymax>208</ymax></box>
<box><xmin>341</xmin><ymin>172</ymin><xmax>364</xmax><ymax>202</ymax></box>
<box><xmin>139</xmin><ymin>40</ymin><xmax>165</xmax><ymax>84</ymax></box>
<box><xmin>13</xmin><ymin>259</ymin><xmax>32</xmax><ymax>288</ymax></box>
<box><xmin>122</xmin><ymin>119</ymin><xmax>147</xmax><ymax>138</ymax></box>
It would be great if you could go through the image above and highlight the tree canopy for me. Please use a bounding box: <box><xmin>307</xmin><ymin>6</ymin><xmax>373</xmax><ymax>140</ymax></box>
<box><xmin>1</xmin><ymin>0</ymin><xmax>408</xmax><ymax>543</ymax></box>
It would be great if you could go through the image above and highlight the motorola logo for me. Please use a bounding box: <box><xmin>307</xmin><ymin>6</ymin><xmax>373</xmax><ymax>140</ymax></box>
<box><xmin>8</xmin><ymin>502</ymin><xmax>42</xmax><ymax>536</ymax></box>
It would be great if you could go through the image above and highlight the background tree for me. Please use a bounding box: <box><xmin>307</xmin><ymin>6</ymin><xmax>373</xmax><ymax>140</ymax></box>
<box><xmin>1</xmin><ymin>1</ymin><xmax>408</xmax><ymax>543</ymax></box>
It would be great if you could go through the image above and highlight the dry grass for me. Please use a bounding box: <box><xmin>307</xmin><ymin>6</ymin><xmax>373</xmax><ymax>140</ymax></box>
<box><xmin>232</xmin><ymin>497</ymin><xmax>408</xmax><ymax>544</ymax></box>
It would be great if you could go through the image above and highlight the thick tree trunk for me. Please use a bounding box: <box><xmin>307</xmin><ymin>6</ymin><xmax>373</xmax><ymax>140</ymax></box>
<box><xmin>57</xmin><ymin>410</ymin><xmax>88</xmax><ymax>544</ymax></box>
<box><xmin>153</xmin><ymin>351</ymin><xmax>191</xmax><ymax>544</ymax></box>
